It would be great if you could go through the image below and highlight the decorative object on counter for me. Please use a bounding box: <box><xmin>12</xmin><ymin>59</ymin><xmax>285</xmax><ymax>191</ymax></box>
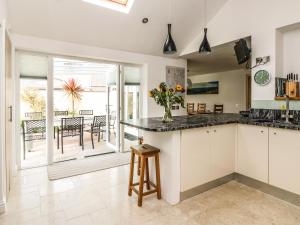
<box><xmin>254</xmin><ymin>70</ymin><xmax>271</xmax><ymax>86</ymax></box>
<box><xmin>149</xmin><ymin>82</ymin><xmax>185</xmax><ymax>122</ymax></box>
<box><xmin>187</xmin><ymin>81</ymin><xmax>219</xmax><ymax>95</ymax></box>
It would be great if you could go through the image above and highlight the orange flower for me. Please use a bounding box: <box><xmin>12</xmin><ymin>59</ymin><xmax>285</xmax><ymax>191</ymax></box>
<box><xmin>176</xmin><ymin>84</ymin><xmax>183</xmax><ymax>92</ymax></box>
<box><xmin>149</xmin><ymin>90</ymin><xmax>154</xmax><ymax>97</ymax></box>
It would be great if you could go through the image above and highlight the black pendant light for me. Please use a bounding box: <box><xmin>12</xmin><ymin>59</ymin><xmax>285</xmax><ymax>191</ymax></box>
<box><xmin>163</xmin><ymin>24</ymin><xmax>177</xmax><ymax>54</ymax></box>
<box><xmin>163</xmin><ymin>0</ymin><xmax>177</xmax><ymax>54</ymax></box>
<box><xmin>199</xmin><ymin>28</ymin><xmax>211</xmax><ymax>53</ymax></box>
<box><xmin>199</xmin><ymin>0</ymin><xmax>211</xmax><ymax>54</ymax></box>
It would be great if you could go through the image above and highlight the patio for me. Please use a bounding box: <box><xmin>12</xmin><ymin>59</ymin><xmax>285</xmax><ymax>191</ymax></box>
<box><xmin>19</xmin><ymin>56</ymin><xmax>140</xmax><ymax>169</ymax></box>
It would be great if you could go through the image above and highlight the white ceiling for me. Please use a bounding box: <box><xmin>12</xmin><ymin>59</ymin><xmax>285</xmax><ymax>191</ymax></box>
<box><xmin>7</xmin><ymin>0</ymin><xmax>228</xmax><ymax>56</ymax></box>
<box><xmin>184</xmin><ymin>38</ymin><xmax>251</xmax><ymax>76</ymax></box>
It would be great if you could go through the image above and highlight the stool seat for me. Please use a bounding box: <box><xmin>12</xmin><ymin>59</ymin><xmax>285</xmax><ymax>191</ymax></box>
<box><xmin>128</xmin><ymin>144</ymin><xmax>161</xmax><ymax>207</ymax></box>
<box><xmin>130</xmin><ymin>144</ymin><xmax>160</xmax><ymax>156</ymax></box>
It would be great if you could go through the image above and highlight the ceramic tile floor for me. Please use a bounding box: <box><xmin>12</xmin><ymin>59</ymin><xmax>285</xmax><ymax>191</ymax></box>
<box><xmin>1</xmin><ymin>165</ymin><xmax>300</xmax><ymax>225</ymax></box>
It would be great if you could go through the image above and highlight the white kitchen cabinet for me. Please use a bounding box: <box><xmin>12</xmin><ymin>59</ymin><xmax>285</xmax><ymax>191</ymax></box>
<box><xmin>181</xmin><ymin>127</ymin><xmax>211</xmax><ymax>192</ymax></box>
<box><xmin>269</xmin><ymin>128</ymin><xmax>300</xmax><ymax>195</ymax></box>
<box><xmin>211</xmin><ymin>125</ymin><xmax>236</xmax><ymax>180</ymax></box>
<box><xmin>181</xmin><ymin>125</ymin><xmax>236</xmax><ymax>192</ymax></box>
<box><xmin>237</xmin><ymin>124</ymin><xmax>268</xmax><ymax>183</ymax></box>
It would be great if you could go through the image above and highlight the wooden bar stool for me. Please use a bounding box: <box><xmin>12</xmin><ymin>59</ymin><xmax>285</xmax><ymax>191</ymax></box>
<box><xmin>128</xmin><ymin>144</ymin><xmax>161</xmax><ymax>207</ymax></box>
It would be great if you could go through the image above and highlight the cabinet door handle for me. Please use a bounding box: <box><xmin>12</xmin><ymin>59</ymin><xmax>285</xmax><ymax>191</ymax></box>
<box><xmin>260</xmin><ymin>130</ymin><xmax>264</xmax><ymax>134</ymax></box>
<box><xmin>273</xmin><ymin>132</ymin><xmax>277</xmax><ymax>135</ymax></box>
<box><xmin>206</xmin><ymin>130</ymin><xmax>210</xmax><ymax>134</ymax></box>
<box><xmin>214</xmin><ymin>130</ymin><xmax>216</xmax><ymax>133</ymax></box>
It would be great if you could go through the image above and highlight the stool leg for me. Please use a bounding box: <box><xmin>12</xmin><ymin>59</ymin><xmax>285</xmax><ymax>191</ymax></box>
<box><xmin>145</xmin><ymin>158</ymin><xmax>151</xmax><ymax>190</ymax></box>
<box><xmin>155</xmin><ymin>154</ymin><xmax>161</xmax><ymax>200</ymax></box>
<box><xmin>137</xmin><ymin>156</ymin><xmax>141</xmax><ymax>176</ymax></box>
<box><xmin>128</xmin><ymin>150</ymin><xmax>135</xmax><ymax>196</ymax></box>
<box><xmin>138</xmin><ymin>156</ymin><xmax>146</xmax><ymax>207</ymax></box>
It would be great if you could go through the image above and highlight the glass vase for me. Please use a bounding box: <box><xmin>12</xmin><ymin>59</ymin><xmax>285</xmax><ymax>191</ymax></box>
<box><xmin>162</xmin><ymin>106</ymin><xmax>173</xmax><ymax>123</ymax></box>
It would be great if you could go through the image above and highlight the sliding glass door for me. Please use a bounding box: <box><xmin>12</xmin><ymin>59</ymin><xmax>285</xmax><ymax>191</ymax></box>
<box><xmin>16</xmin><ymin>51</ymin><xmax>142</xmax><ymax>167</ymax></box>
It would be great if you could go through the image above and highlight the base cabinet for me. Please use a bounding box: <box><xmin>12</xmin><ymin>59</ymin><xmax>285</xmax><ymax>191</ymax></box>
<box><xmin>237</xmin><ymin>124</ymin><xmax>268</xmax><ymax>183</ymax></box>
<box><xmin>181</xmin><ymin>125</ymin><xmax>235</xmax><ymax>192</ymax></box>
<box><xmin>269</xmin><ymin>128</ymin><xmax>300</xmax><ymax>195</ymax></box>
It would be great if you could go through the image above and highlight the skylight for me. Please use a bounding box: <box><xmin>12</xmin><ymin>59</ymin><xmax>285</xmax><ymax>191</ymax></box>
<box><xmin>83</xmin><ymin>0</ymin><xmax>135</xmax><ymax>13</ymax></box>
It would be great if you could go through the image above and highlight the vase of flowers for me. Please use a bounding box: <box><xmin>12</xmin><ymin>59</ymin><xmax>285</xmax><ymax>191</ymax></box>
<box><xmin>149</xmin><ymin>82</ymin><xmax>185</xmax><ymax>123</ymax></box>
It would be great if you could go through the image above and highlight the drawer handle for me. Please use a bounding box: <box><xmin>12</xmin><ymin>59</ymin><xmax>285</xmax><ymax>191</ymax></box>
<box><xmin>214</xmin><ymin>130</ymin><xmax>216</xmax><ymax>133</ymax></box>
<box><xmin>206</xmin><ymin>130</ymin><xmax>210</xmax><ymax>134</ymax></box>
<box><xmin>260</xmin><ymin>130</ymin><xmax>264</xmax><ymax>134</ymax></box>
<box><xmin>274</xmin><ymin>132</ymin><xmax>277</xmax><ymax>135</ymax></box>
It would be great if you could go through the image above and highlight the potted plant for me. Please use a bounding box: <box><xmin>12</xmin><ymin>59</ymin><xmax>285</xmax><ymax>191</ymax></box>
<box><xmin>149</xmin><ymin>82</ymin><xmax>185</xmax><ymax>122</ymax></box>
<box><xmin>63</xmin><ymin>78</ymin><xmax>83</xmax><ymax>117</ymax></box>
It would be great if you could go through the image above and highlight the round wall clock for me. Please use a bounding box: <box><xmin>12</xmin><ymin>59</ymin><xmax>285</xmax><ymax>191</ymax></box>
<box><xmin>254</xmin><ymin>70</ymin><xmax>271</xmax><ymax>86</ymax></box>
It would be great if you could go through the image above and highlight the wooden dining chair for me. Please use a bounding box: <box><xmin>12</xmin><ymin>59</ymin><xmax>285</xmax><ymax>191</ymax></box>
<box><xmin>187</xmin><ymin>103</ymin><xmax>196</xmax><ymax>115</ymax></box>
<box><xmin>214</xmin><ymin>104</ymin><xmax>224</xmax><ymax>113</ymax></box>
<box><xmin>197</xmin><ymin>103</ymin><xmax>206</xmax><ymax>113</ymax></box>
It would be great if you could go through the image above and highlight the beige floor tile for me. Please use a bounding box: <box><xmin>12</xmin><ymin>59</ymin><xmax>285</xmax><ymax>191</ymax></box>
<box><xmin>3</xmin><ymin>165</ymin><xmax>300</xmax><ymax>225</ymax></box>
<box><xmin>67</xmin><ymin>215</ymin><xmax>93</xmax><ymax>225</ymax></box>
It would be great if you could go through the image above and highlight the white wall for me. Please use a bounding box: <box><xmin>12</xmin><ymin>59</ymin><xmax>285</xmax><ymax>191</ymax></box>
<box><xmin>0</xmin><ymin>0</ymin><xmax>7</xmax><ymax>22</ymax></box>
<box><xmin>181</xmin><ymin>0</ymin><xmax>300</xmax><ymax>104</ymax></box>
<box><xmin>282</xmin><ymin>27</ymin><xmax>300</xmax><ymax>76</ymax></box>
<box><xmin>11</xmin><ymin>34</ymin><xmax>187</xmax><ymax>118</ymax></box>
<box><xmin>186</xmin><ymin>70</ymin><xmax>246</xmax><ymax>113</ymax></box>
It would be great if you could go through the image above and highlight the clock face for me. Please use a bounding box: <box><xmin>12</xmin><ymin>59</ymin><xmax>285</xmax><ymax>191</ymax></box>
<box><xmin>254</xmin><ymin>70</ymin><xmax>271</xmax><ymax>86</ymax></box>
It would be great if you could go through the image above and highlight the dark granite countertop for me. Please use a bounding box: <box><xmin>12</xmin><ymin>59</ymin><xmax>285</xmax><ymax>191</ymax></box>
<box><xmin>121</xmin><ymin>113</ymin><xmax>300</xmax><ymax>132</ymax></box>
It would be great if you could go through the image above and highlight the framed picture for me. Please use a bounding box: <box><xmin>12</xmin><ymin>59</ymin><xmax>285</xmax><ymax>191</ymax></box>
<box><xmin>187</xmin><ymin>81</ymin><xmax>219</xmax><ymax>95</ymax></box>
<box><xmin>166</xmin><ymin>66</ymin><xmax>185</xmax><ymax>90</ymax></box>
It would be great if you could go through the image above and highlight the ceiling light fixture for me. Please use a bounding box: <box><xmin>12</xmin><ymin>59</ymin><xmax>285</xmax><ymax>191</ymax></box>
<box><xmin>199</xmin><ymin>0</ymin><xmax>211</xmax><ymax>54</ymax></box>
<box><xmin>163</xmin><ymin>0</ymin><xmax>177</xmax><ymax>54</ymax></box>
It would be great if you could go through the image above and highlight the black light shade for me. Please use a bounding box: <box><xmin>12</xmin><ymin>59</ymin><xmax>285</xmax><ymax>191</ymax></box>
<box><xmin>163</xmin><ymin>24</ymin><xmax>177</xmax><ymax>54</ymax></box>
<box><xmin>199</xmin><ymin>28</ymin><xmax>211</xmax><ymax>54</ymax></box>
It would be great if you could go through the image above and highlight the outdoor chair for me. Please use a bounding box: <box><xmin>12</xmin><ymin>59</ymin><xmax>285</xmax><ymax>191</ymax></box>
<box><xmin>24</xmin><ymin>112</ymin><xmax>43</xmax><ymax>120</ymax></box>
<box><xmin>85</xmin><ymin>115</ymin><xmax>107</xmax><ymax>149</ymax></box>
<box><xmin>22</xmin><ymin>119</ymin><xmax>46</xmax><ymax>160</ymax></box>
<box><xmin>53</xmin><ymin>111</ymin><xmax>69</xmax><ymax>139</ymax></box>
<box><xmin>79</xmin><ymin>110</ymin><xmax>93</xmax><ymax>116</ymax></box>
<box><xmin>57</xmin><ymin>117</ymin><xmax>84</xmax><ymax>154</ymax></box>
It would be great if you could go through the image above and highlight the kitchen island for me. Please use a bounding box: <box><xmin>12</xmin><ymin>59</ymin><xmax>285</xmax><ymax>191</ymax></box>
<box><xmin>121</xmin><ymin>113</ymin><xmax>300</xmax><ymax>206</ymax></box>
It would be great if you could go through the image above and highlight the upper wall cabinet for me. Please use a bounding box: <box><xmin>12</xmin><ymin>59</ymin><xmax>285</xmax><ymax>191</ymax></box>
<box><xmin>237</xmin><ymin>124</ymin><xmax>269</xmax><ymax>183</ymax></box>
<box><xmin>269</xmin><ymin>128</ymin><xmax>300</xmax><ymax>195</ymax></box>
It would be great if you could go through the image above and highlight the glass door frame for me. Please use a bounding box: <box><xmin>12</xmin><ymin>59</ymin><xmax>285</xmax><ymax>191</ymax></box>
<box><xmin>15</xmin><ymin>51</ymin><xmax>142</xmax><ymax>166</ymax></box>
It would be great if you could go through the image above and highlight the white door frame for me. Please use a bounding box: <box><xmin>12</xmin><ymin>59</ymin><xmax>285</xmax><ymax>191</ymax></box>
<box><xmin>0</xmin><ymin>19</ymin><xmax>7</xmax><ymax>212</ymax></box>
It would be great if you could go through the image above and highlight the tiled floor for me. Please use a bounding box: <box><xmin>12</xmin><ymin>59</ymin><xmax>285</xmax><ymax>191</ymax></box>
<box><xmin>1</xmin><ymin>165</ymin><xmax>300</xmax><ymax>225</ymax></box>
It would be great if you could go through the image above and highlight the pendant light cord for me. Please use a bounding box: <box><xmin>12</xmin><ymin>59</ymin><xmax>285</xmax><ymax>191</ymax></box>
<box><xmin>204</xmin><ymin>0</ymin><xmax>207</xmax><ymax>27</ymax></box>
<box><xmin>169</xmin><ymin>0</ymin><xmax>172</xmax><ymax>24</ymax></box>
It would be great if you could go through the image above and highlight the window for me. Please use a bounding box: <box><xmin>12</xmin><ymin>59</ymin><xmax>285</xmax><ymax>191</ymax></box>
<box><xmin>110</xmin><ymin>0</ymin><xmax>128</xmax><ymax>6</ymax></box>
<box><xmin>82</xmin><ymin>0</ymin><xmax>135</xmax><ymax>13</ymax></box>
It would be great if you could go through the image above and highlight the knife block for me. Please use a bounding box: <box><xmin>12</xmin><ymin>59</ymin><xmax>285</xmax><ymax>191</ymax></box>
<box><xmin>286</xmin><ymin>81</ymin><xmax>299</xmax><ymax>98</ymax></box>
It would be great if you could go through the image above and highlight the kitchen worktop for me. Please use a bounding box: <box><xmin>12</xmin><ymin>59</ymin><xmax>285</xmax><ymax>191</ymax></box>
<box><xmin>121</xmin><ymin>113</ymin><xmax>300</xmax><ymax>132</ymax></box>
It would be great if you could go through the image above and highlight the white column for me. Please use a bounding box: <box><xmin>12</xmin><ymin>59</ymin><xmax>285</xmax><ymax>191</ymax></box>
<box><xmin>47</xmin><ymin>57</ymin><xmax>54</xmax><ymax>164</ymax></box>
<box><xmin>0</xmin><ymin>20</ymin><xmax>6</xmax><ymax>212</ymax></box>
